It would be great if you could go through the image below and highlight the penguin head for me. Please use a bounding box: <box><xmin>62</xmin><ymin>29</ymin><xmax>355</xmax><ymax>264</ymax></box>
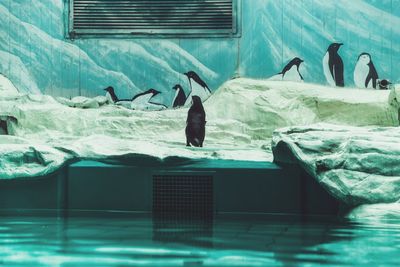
<box><xmin>146</xmin><ymin>88</ymin><xmax>161</xmax><ymax>96</ymax></box>
<box><xmin>291</xmin><ymin>57</ymin><xmax>304</xmax><ymax>67</ymax></box>
<box><xmin>379</xmin><ymin>79</ymin><xmax>392</xmax><ymax>89</ymax></box>
<box><xmin>380</xmin><ymin>79</ymin><xmax>391</xmax><ymax>86</ymax></box>
<box><xmin>184</xmin><ymin>71</ymin><xmax>203</xmax><ymax>83</ymax></box>
<box><xmin>184</xmin><ymin>71</ymin><xmax>208</xmax><ymax>89</ymax></box>
<box><xmin>103</xmin><ymin>86</ymin><xmax>114</xmax><ymax>93</ymax></box>
<box><xmin>184</xmin><ymin>71</ymin><xmax>197</xmax><ymax>80</ymax></box>
<box><xmin>191</xmin><ymin>95</ymin><xmax>202</xmax><ymax>106</ymax></box>
<box><xmin>172</xmin><ymin>84</ymin><xmax>182</xmax><ymax>91</ymax></box>
<box><xmin>328</xmin><ymin>43</ymin><xmax>343</xmax><ymax>52</ymax></box>
<box><xmin>357</xmin><ymin>53</ymin><xmax>371</xmax><ymax>65</ymax></box>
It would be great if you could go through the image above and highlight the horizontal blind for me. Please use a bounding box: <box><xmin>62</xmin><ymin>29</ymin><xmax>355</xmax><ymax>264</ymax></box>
<box><xmin>71</xmin><ymin>0</ymin><xmax>236</xmax><ymax>36</ymax></box>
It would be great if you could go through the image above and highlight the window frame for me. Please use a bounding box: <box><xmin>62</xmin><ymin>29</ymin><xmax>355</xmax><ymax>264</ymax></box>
<box><xmin>67</xmin><ymin>0</ymin><xmax>242</xmax><ymax>39</ymax></box>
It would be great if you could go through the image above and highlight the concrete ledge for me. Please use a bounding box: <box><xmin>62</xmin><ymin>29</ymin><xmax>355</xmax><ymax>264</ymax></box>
<box><xmin>0</xmin><ymin>159</ymin><xmax>342</xmax><ymax>216</ymax></box>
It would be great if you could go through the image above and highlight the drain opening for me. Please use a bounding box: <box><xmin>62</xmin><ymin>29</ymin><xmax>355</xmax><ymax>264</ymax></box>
<box><xmin>153</xmin><ymin>175</ymin><xmax>213</xmax><ymax>220</ymax></box>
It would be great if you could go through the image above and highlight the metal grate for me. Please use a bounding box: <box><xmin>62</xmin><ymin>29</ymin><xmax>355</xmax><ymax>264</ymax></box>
<box><xmin>69</xmin><ymin>0</ymin><xmax>239</xmax><ymax>38</ymax></box>
<box><xmin>153</xmin><ymin>174</ymin><xmax>213</xmax><ymax>220</ymax></box>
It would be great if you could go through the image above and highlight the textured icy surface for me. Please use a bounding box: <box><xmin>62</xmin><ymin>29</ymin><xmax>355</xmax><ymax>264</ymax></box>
<box><xmin>272</xmin><ymin>122</ymin><xmax>400</xmax><ymax>219</ymax></box>
<box><xmin>1</xmin><ymin>77</ymin><xmax>399</xmax><ymax>181</ymax></box>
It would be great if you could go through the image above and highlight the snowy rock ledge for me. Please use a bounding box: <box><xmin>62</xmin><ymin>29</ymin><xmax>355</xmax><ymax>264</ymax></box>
<box><xmin>209</xmin><ymin>79</ymin><xmax>399</xmax><ymax>135</ymax></box>
<box><xmin>0</xmin><ymin>76</ymin><xmax>399</xmax><ymax>179</ymax></box>
<box><xmin>272</xmin><ymin>124</ymin><xmax>400</xmax><ymax>219</ymax></box>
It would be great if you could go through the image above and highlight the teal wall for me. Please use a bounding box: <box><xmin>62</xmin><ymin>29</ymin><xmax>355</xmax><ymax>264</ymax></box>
<box><xmin>0</xmin><ymin>0</ymin><xmax>399</xmax><ymax>106</ymax></box>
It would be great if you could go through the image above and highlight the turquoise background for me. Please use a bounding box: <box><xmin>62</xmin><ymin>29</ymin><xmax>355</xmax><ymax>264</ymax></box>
<box><xmin>0</xmin><ymin>0</ymin><xmax>399</xmax><ymax>106</ymax></box>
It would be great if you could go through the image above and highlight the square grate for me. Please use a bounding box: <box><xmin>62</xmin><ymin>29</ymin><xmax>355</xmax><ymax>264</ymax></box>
<box><xmin>153</xmin><ymin>174</ymin><xmax>213</xmax><ymax>220</ymax></box>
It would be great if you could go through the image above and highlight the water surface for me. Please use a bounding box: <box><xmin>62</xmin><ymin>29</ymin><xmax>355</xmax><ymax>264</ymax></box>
<box><xmin>0</xmin><ymin>213</ymin><xmax>398</xmax><ymax>266</ymax></box>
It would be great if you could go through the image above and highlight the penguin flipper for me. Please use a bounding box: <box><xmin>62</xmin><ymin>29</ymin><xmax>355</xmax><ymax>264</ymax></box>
<box><xmin>365</xmin><ymin>75</ymin><xmax>372</xmax><ymax>88</ymax></box>
<box><xmin>367</xmin><ymin>62</ymin><xmax>379</xmax><ymax>89</ymax></box>
<box><xmin>333</xmin><ymin>61</ymin><xmax>344</xmax><ymax>87</ymax></box>
<box><xmin>329</xmin><ymin>61</ymin><xmax>335</xmax><ymax>81</ymax></box>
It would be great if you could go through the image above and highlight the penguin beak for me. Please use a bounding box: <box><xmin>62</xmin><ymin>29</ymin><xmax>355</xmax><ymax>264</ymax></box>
<box><xmin>339</xmin><ymin>43</ymin><xmax>344</xmax><ymax>46</ymax></box>
<box><xmin>300</xmin><ymin>59</ymin><xmax>304</xmax><ymax>63</ymax></box>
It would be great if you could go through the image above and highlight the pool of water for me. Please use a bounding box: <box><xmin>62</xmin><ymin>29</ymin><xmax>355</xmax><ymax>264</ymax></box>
<box><xmin>0</xmin><ymin>212</ymin><xmax>398</xmax><ymax>266</ymax></box>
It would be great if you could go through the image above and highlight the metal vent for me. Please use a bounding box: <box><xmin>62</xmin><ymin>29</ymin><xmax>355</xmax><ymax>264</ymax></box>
<box><xmin>69</xmin><ymin>0</ymin><xmax>239</xmax><ymax>38</ymax></box>
<box><xmin>153</xmin><ymin>174</ymin><xmax>213</xmax><ymax>220</ymax></box>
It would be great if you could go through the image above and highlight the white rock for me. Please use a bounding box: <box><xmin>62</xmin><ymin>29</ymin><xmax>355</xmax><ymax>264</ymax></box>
<box><xmin>272</xmin><ymin>123</ymin><xmax>400</xmax><ymax>219</ymax></box>
<box><xmin>0</xmin><ymin>73</ymin><xmax>19</xmax><ymax>94</ymax></box>
<box><xmin>70</xmin><ymin>96</ymin><xmax>100</xmax><ymax>109</ymax></box>
<box><xmin>0</xmin><ymin>76</ymin><xmax>399</xmax><ymax>180</ymax></box>
<box><xmin>347</xmin><ymin>203</ymin><xmax>400</xmax><ymax>222</ymax></box>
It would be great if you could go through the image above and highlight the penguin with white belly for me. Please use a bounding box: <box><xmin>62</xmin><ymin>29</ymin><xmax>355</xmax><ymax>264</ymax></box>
<box><xmin>104</xmin><ymin>86</ymin><xmax>166</xmax><ymax>110</ymax></box>
<box><xmin>104</xmin><ymin>86</ymin><xmax>118</xmax><ymax>103</ymax></box>
<box><xmin>131</xmin><ymin>88</ymin><xmax>167</xmax><ymax>111</ymax></box>
<box><xmin>171</xmin><ymin>84</ymin><xmax>186</xmax><ymax>108</ymax></box>
<box><xmin>104</xmin><ymin>86</ymin><xmax>132</xmax><ymax>108</ymax></box>
<box><xmin>268</xmin><ymin>57</ymin><xmax>304</xmax><ymax>82</ymax></box>
<box><xmin>354</xmin><ymin>53</ymin><xmax>379</xmax><ymax>89</ymax></box>
<box><xmin>103</xmin><ymin>86</ymin><xmax>132</xmax><ymax>108</ymax></box>
<box><xmin>323</xmin><ymin>43</ymin><xmax>344</xmax><ymax>87</ymax></box>
<box><xmin>183</xmin><ymin>71</ymin><xmax>211</xmax><ymax>106</ymax></box>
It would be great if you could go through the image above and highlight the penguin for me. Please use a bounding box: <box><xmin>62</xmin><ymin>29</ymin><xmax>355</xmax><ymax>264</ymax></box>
<box><xmin>323</xmin><ymin>43</ymin><xmax>344</xmax><ymax>87</ymax></box>
<box><xmin>104</xmin><ymin>86</ymin><xmax>118</xmax><ymax>103</ymax></box>
<box><xmin>378</xmin><ymin>79</ymin><xmax>392</xmax><ymax>90</ymax></box>
<box><xmin>185</xmin><ymin>95</ymin><xmax>206</xmax><ymax>147</ymax></box>
<box><xmin>103</xmin><ymin>86</ymin><xmax>132</xmax><ymax>108</ymax></box>
<box><xmin>171</xmin><ymin>84</ymin><xmax>187</xmax><ymax>108</ymax></box>
<box><xmin>183</xmin><ymin>71</ymin><xmax>211</xmax><ymax>106</ymax></box>
<box><xmin>131</xmin><ymin>88</ymin><xmax>167</xmax><ymax>111</ymax></box>
<box><xmin>354</xmin><ymin>53</ymin><xmax>379</xmax><ymax>89</ymax></box>
<box><xmin>268</xmin><ymin>57</ymin><xmax>304</xmax><ymax>82</ymax></box>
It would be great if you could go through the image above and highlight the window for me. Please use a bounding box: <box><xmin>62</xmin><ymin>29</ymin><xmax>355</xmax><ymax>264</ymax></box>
<box><xmin>68</xmin><ymin>0</ymin><xmax>241</xmax><ymax>38</ymax></box>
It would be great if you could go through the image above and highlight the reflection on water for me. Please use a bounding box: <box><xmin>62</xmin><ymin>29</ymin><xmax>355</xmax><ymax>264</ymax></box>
<box><xmin>0</xmin><ymin>213</ymin><xmax>398</xmax><ymax>266</ymax></box>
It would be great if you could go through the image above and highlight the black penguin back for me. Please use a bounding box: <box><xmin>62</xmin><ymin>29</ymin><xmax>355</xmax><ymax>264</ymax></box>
<box><xmin>173</xmin><ymin>85</ymin><xmax>187</xmax><ymax>108</ymax></box>
<box><xmin>185</xmin><ymin>96</ymin><xmax>206</xmax><ymax>147</ymax></box>
<box><xmin>334</xmin><ymin>55</ymin><xmax>344</xmax><ymax>87</ymax></box>
<box><xmin>327</xmin><ymin>43</ymin><xmax>344</xmax><ymax>87</ymax></box>
<box><xmin>366</xmin><ymin>61</ymin><xmax>379</xmax><ymax>89</ymax></box>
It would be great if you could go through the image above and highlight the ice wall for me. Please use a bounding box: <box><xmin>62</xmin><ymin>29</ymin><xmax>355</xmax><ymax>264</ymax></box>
<box><xmin>0</xmin><ymin>0</ymin><xmax>399</xmax><ymax>105</ymax></box>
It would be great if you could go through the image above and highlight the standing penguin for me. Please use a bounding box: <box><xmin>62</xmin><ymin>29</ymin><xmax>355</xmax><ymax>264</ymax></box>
<box><xmin>185</xmin><ymin>95</ymin><xmax>206</xmax><ymax>147</ymax></box>
<box><xmin>323</xmin><ymin>43</ymin><xmax>344</xmax><ymax>87</ymax></box>
<box><xmin>354</xmin><ymin>53</ymin><xmax>379</xmax><ymax>89</ymax></box>
<box><xmin>171</xmin><ymin>84</ymin><xmax>186</xmax><ymax>108</ymax></box>
<box><xmin>268</xmin><ymin>57</ymin><xmax>304</xmax><ymax>82</ymax></box>
<box><xmin>183</xmin><ymin>71</ymin><xmax>211</xmax><ymax>106</ymax></box>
